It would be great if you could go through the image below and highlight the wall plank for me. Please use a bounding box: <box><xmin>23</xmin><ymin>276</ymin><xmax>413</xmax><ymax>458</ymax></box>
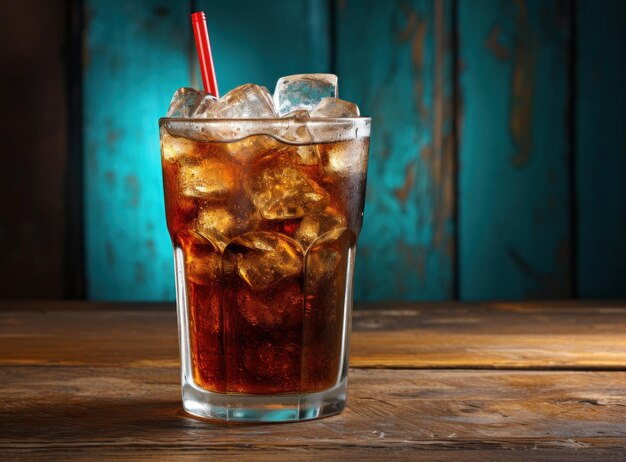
<box><xmin>337</xmin><ymin>0</ymin><xmax>455</xmax><ymax>300</ymax></box>
<box><xmin>576</xmin><ymin>0</ymin><xmax>626</xmax><ymax>297</ymax></box>
<box><xmin>0</xmin><ymin>1</ymin><xmax>67</xmax><ymax>297</ymax></box>
<box><xmin>458</xmin><ymin>0</ymin><xmax>571</xmax><ymax>300</ymax></box>
<box><xmin>84</xmin><ymin>0</ymin><xmax>192</xmax><ymax>300</ymax></box>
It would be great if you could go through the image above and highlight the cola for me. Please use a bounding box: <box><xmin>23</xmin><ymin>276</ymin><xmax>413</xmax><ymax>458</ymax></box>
<box><xmin>161</xmin><ymin>126</ymin><xmax>369</xmax><ymax>395</ymax></box>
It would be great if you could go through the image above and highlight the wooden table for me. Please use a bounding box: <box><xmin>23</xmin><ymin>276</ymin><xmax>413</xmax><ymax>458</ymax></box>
<box><xmin>1</xmin><ymin>301</ymin><xmax>625</xmax><ymax>461</ymax></box>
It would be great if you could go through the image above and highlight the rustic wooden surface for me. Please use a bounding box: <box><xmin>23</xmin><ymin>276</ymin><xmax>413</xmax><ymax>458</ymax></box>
<box><xmin>1</xmin><ymin>301</ymin><xmax>625</xmax><ymax>460</ymax></box>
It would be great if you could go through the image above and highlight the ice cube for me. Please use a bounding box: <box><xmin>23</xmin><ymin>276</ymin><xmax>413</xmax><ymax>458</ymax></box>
<box><xmin>277</xmin><ymin>116</ymin><xmax>321</xmax><ymax>165</ymax></box>
<box><xmin>166</xmin><ymin>87</ymin><xmax>207</xmax><ymax>117</ymax></box>
<box><xmin>179</xmin><ymin>157</ymin><xmax>237</xmax><ymax>200</ymax></box>
<box><xmin>207</xmin><ymin>84</ymin><xmax>277</xmax><ymax>118</ymax></box>
<box><xmin>224</xmin><ymin>135</ymin><xmax>286</xmax><ymax>164</ymax></box>
<box><xmin>232</xmin><ymin>232</ymin><xmax>303</xmax><ymax>291</ymax></box>
<box><xmin>222</xmin><ymin>130</ymin><xmax>319</xmax><ymax>166</ymax></box>
<box><xmin>247</xmin><ymin>165</ymin><xmax>329</xmax><ymax>220</ymax></box>
<box><xmin>294</xmin><ymin>145</ymin><xmax>320</xmax><ymax>165</ymax></box>
<box><xmin>310</xmin><ymin>97</ymin><xmax>360</xmax><ymax>118</ymax></box>
<box><xmin>238</xmin><ymin>280</ymin><xmax>303</xmax><ymax>329</ymax></box>
<box><xmin>160</xmin><ymin>131</ymin><xmax>199</xmax><ymax>163</ymax></box>
<box><xmin>190</xmin><ymin>94</ymin><xmax>218</xmax><ymax>118</ymax></box>
<box><xmin>185</xmin><ymin>242</ymin><xmax>221</xmax><ymax>285</ymax></box>
<box><xmin>281</xmin><ymin>124</ymin><xmax>321</xmax><ymax>165</ymax></box>
<box><xmin>306</xmin><ymin>246</ymin><xmax>342</xmax><ymax>293</ymax></box>
<box><xmin>295</xmin><ymin>207</ymin><xmax>347</xmax><ymax>248</ymax></box>
<box><xmin>322</xmin><ymin>138</ymin><xmax>369</xmax><ymax>176</ymax></box>
<box><xmin>281</xmin><ymin>109</ymin><xmax>311</xmax><ymax>119</ymax></box>
<box><xmin>273</xmin><ymin>74</ymin><xmax>338</xmax><ymax>116</ymax></box>
<box><xmin>194</xmin><ymin>207</ymin><xmax>239</xmax><ymax>250</ymax></box>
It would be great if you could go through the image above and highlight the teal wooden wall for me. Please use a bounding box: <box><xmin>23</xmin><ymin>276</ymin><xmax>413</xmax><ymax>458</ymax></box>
<box><xmin>84</xmin><ymin>0</ymin><xmax>626</xmax><ymax>301</ymax></box>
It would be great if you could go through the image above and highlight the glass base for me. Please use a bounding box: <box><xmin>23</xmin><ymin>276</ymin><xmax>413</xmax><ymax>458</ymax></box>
<box><xmin>182</xmin><ymin>377</ymin><xmax>347</xmax><ymax>422</ymax></box>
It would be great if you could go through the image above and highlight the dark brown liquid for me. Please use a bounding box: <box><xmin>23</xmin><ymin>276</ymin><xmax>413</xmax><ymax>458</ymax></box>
<box><xmin>162</xmin><ymin>132</ymin><xmax>368</xmax><ymax>394</ymax></box>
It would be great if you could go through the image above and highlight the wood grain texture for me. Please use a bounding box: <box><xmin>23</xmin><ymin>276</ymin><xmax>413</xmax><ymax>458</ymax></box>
<box><xmin>4</xmin><ymin>449</ymin><xmax>624</xmax><ymax>462</ymax></box>
<box><xmin>0</xmin><ymin>1</ymin><xmax>67</xmax><ymax>297</ymax></box>
<box><xmin>83</xmin><ymin>0</ymin><xmax>192</xmax><ymax>300</ymax></box>
<box><xmin>458</xmin><ymin>0</ymin><xmax>572</xmax><ymax>300</ymax></box>
<box><xmin>337</xmin><ymin>0</ymin><xmax>455</xmax><ymax>301</ymax></box>
<box><xmin>1</xmin><ymin>302</ymin><xmax>625</xmax><ymax>459</ymax></box>
<box><xmin>0</xmin><ymin>367</ymin><xmax>624</xmax><ymax>459</ymax></box>
<box><xmin>1</xmin><ymin>301</ymin><xmax>625</xmax><ymax>369</ymax></box>
<box><xmin>576</xmin><ymin>0</ymin><xmax>626</xmax><ymax>298</ymax></box>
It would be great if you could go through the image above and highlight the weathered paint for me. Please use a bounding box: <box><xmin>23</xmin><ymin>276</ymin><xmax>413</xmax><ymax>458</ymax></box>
<box><xmin>458</xmin><ymin>0</ymin><xmax>571</xmax><ymax>299</ymax></box>
<box><xmin>337</xmin><ymin>0</ymin><xmax>455</xmax><ymax>300</ymax></box>
<box><xmin>576</xmin><ymin>0</ymin><xmax>626</xmax><ymax>297</ymax></box>
<box><xmin>84</xmin><ymin>0</ymin><xmax>192</xmax><ymax>300</ymax></box>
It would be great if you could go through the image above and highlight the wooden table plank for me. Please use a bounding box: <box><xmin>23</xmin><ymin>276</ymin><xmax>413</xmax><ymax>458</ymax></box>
<box><xmin>1</xmin><ymin>301</ymin><xmax>625</xmax><ymax>369</ymax></box>
<box><xmin>0</xmin><ymin>367</ymin><xmax>624</xmax><ymax>458</ymax></box>
<box><xmin>1</xmin><ymin>301</ymin><xmax>624</xmax><ymax>460</ymax></box>
<box><xmin>4</xmin><ymin>448</ymin><xmax>624</xmax><ymax>462</ymax></box>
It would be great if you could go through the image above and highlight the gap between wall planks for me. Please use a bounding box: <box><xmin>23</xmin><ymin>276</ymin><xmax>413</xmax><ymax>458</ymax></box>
<box><xmin>576</xmin><ymin>0</ymin><xmax>626</xmax><ymax>298</ymax></box>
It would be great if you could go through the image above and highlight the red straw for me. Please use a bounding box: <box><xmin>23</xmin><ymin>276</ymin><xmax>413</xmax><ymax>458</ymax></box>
<box><xmin>191</xmin><ymin>12</ymin><xmax>219</xmax><ymax>98</ymax></box>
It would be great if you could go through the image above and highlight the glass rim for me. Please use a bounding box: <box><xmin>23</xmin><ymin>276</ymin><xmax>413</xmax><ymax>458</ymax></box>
<box><xmin>159</xmin><ymin>116</ymin><xmax>371</xmax><ymax>124</ymax></box>
<box><xmin>160</xmin><ymin>116</ymin><xmax>371</xmax><ymax>144</ymax></box>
